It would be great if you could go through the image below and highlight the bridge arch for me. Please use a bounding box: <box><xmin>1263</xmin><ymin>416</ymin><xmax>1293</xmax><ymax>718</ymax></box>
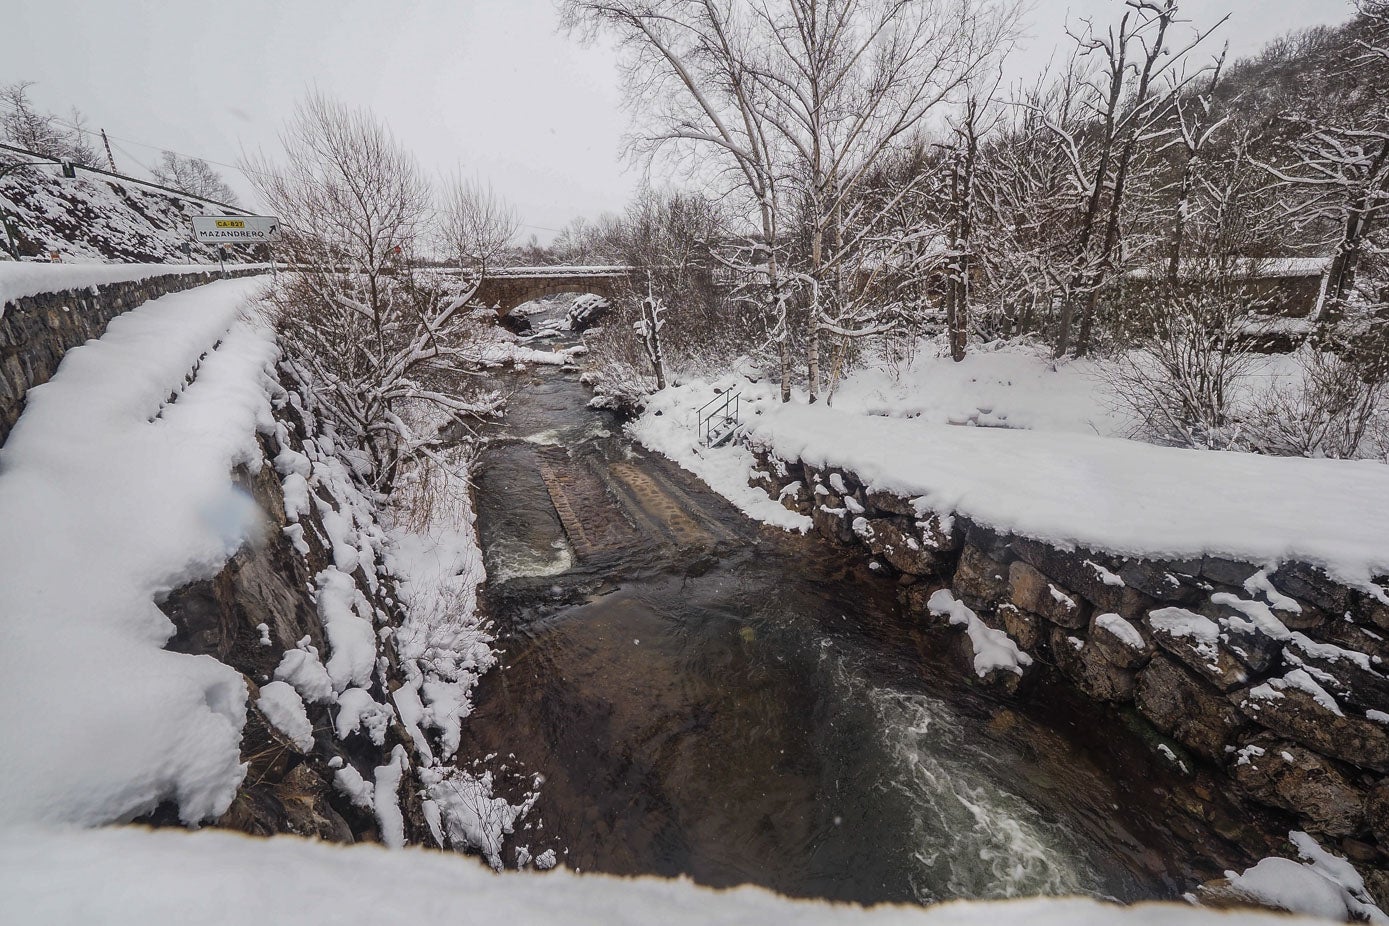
<box><xmin>474</xmin><ymin>266</ymin><xmax>633</xmax><ymax>315</ymax></box>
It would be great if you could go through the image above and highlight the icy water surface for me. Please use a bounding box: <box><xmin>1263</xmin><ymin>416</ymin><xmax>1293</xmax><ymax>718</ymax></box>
<box><xmin>460</xmin><ymin>318</ymin><xmax>1206</xmax><ymax>905</ymax></box>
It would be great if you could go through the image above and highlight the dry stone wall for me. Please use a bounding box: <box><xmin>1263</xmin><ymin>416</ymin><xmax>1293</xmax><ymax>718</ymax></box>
<box><xmin>0</xmin><ymin>267</ymin><xmax>263</xmax><ymax>444</ymax></box>
<box><xmin>750</xmin><ymin>445</ymin><xmax>1389</xmax><ymax>897</ymax></box>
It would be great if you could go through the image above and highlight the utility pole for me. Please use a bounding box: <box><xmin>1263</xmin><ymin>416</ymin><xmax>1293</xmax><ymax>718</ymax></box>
<box><xmin>100</xmin><ymin>130</ymin><xmax>117</xmax><ymax>172</ymax></box>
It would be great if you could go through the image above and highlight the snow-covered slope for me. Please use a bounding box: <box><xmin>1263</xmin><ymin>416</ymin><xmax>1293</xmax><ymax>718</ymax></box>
<box><xmin>0</xmin><ymin>164</ymin><xmax>257</xmax><ymax>263</ymax></box>
<box><xmin>0</xmin><ymin>825</ymin><xmax>1333</xmax><ymax>926</ymax></box>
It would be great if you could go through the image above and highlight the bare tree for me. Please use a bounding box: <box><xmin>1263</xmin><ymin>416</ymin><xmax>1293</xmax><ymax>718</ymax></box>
<box><xmin>0</xmin><ymin>81</ymin><xmax>99</xmax><ymax>165</ymax></box>
<box><xmin>439</xmin><ymin>176</ymin><xmax>519</xmax><ymax>277</ymax></box>
<box><xmin>1159</xmin><ymin>46</ymin><xmax>1229</xmax><ymax>285</ymax></box>
<box><xmin>635</xmin><ymin>285</ymin><xmax>670</xmax><ymax>388</ymax></box>
<box><xmin>151</xmin><ymin>150</ymin><xmax>241</xmax><ymax>206</ymax></box>
<box><xmin>1256</xmin><ymin>112</ymin><xmax>1389</xmax><ymax>331</ymax></box>
<box><xmin>562</xmin><ymin>0</ymin><xmax>799</xmax><ymax>401</ymax></box>
<box><xmin>245</xmin><ymin>93</ymin><xmax>500</xmax><ymax>488</ymax></box>
<box><xmin>1041</xmin><ymin>0</ymin><xmax>1227</xmax><ymax>357</ymax></box>
<box><xmin>755</xmin><ymin>0</ymin><xmax>1012</xmax><ymax>396</ymax></box>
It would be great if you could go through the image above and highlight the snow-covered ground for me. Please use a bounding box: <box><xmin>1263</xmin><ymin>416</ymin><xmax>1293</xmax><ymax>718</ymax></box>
<box><xmin>750</xmin><ymin>402</ymin><xmax>1389</xmax><ymax>592</ymax></box>
<box><xmin>822</xmin><ymin>342</ymin><xmax>1134</xmax><ymax>436</ymax></box>
<box><xmin>0</xmin><ymin>825</ymin><xmax>1345</xmax><ymax>926</ymax></box>
<box><xmin>0</xmin><ymin>274</ymin><xmax>277</xmax><ymax>825</ymax></box>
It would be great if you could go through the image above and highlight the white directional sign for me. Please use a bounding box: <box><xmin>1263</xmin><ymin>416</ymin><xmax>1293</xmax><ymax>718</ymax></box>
<box><xmin>192</xmin><ymin>215</ymin><xmax>281</xmax><ymax>244</ymax></box>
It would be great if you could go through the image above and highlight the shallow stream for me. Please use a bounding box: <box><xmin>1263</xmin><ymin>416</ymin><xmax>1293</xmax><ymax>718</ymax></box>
<box><xmin>461</xmin><ymin>319</ymin><xmax>1214</xmax><ymax>905</ymax></box>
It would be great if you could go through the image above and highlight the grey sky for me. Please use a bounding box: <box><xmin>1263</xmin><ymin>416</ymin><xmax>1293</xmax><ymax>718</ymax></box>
<box><xmin>0</xmin><ymin>0</ymin><xmax>1353</xmax><ymax>242</ymax></box>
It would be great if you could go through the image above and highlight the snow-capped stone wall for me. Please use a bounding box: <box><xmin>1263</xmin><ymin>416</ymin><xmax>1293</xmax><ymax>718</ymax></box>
<box><xmin>0</xmin><ymin>266</ymin><xmax>264</xmax><ymax>443</ymax></box>
<box><xmin>749</xmin><ymin>447</ymin><xmax>1389</xmax><ymax>904</ymax></box>
<box><xmin>152</xmin><ymin>386</ymin><xmax>437</xmax><ymax>845</ymax></box>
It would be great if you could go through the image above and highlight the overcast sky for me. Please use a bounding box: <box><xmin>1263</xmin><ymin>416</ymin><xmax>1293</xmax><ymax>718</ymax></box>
<box><xmin>0</xmin><ymin>0</ymin><xmax>1353</xmax><ymax>242</ymax></box>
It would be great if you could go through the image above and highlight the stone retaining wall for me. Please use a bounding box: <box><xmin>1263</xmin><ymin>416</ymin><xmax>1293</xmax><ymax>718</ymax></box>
<box><xmin>749</xmin><ymin>445</ymin><xmax>1389</xmax><ymax>898</ymax></box>
<box><xmin>0</xmin><ymin>267</ymin><xmax>264</xmax><ymax>444</ymax></box>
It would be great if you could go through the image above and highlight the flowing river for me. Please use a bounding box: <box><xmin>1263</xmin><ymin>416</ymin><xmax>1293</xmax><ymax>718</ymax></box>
<box><xmin>459</xmin><ymin>313</ymin><xmax>1214</xmax><ymax>905</ymax></box>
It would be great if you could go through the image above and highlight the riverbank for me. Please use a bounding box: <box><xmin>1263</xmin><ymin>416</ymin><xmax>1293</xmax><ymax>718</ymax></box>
<box><xmin>623</xmin><ymin>362</ymin><xmax>1389</xmax><ymax>917</ymax></box>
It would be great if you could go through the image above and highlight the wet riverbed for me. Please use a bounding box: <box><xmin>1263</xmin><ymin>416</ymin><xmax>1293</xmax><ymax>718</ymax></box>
<box><xmin>460</xmin><ymin>328</ymin><xmax>1227</xmax><ymax>906</ymax></box>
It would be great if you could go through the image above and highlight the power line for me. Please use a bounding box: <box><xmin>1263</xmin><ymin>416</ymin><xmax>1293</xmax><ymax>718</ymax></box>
<box><xmin>0</xmin><ymin>98</ymin><xmax>566</xmax><ymax>232</ymax></box>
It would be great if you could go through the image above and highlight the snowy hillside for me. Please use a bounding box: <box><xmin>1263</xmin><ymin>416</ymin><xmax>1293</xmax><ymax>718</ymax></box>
<box><xmin>0</xmin><ymin>164</ymin><xmax>259</xmax><ymax>264</ymax></box>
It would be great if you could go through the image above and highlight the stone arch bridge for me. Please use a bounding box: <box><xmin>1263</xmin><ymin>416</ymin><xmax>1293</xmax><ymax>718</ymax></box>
<box><xmin>475</xmin><ymin>266</ymin><xmax>633</xmax><ymax>315</ymax></box>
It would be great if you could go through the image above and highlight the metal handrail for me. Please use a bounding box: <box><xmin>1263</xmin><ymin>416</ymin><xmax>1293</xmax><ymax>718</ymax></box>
<box><xmin>697</xmin><ymin>390</ymin><xmax>741</xmax><ymax>447</ymax></box>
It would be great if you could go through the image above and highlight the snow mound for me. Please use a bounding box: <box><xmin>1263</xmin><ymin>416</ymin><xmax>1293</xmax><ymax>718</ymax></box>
<box><xmin>0</xmin><ymin>275</ymin><xmax>275</xmax><ymax>826</ymax></box>
<box><xmin>0</xmin><ymin>825</ymin><xmax>1341</xmax><ymax>926</ymax></box>
<box><xmin>1222</xmin><ymin>831</ymin><xmax>1387</xmax><ymax>923</ymax></box>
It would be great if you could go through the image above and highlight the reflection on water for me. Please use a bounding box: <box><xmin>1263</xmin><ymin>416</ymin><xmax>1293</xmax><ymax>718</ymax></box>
<box><xmin>463</xmin><ymin>314</ymin><xmax>1200</xmax><ymax>905</ymax></box>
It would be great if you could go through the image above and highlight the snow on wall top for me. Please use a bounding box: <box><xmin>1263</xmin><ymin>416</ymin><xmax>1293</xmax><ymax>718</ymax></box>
<box><xmin>0</xmin><ymin>275</ymin><xmax>276</xmax><ymax>826</ymax></box>
<box><xmin>750</xmin><ymin>403</ymin><xmax>1389</xmax><ymax>593</ymax></box>
<box><xmin>0</xmin><ymin>261</ymin><xmax>269</xmax><ymax>308</ymax></box>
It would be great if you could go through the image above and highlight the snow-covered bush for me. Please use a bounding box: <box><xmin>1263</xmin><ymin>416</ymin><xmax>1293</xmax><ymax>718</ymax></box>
<box><xmin>1245</xmin><ymin>347</ymin><xmax>1389</xmax><ymax>460</ymax></box>
<box><xmin>1100</xmin><ymin>283</ymin><xmax>1265</xmax><ymax>450</ymax></box>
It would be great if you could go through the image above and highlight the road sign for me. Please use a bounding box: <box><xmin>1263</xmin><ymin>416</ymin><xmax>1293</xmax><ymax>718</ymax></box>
<box><xmin>191</xmin><ymin>215</ymin><xmax>281</xmax><ymax>243</ymax></box>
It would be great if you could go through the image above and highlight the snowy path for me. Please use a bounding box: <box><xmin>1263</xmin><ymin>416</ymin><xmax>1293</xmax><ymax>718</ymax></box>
<box><xmin>750</xmin><ymin>403</ymin><xmax>1389</xmax><ymax>592</ymax></box>
<box><xmin>0</xmin><ymin>275</ymin><xmax>276</xmax><ymax>826</ymax></box>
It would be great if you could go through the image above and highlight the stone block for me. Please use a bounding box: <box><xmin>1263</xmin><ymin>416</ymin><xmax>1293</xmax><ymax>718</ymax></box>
<box><xmin>1050</xmin><ymin>625</ymin><xmax>1136</xmax><ymax>702</ymax></box>
<box><xmin>1137</xmin><ymin>654</ymin><xmax>1247</xmax><ymax>762</ymax></box>
<box><xmin>1008</xmin><ymin>560</ymin><xmax>1088</xmax><ymax>629</ymax></box>
<box><xmin>855</xmin><ymin>516</ymin><xmax>949</xmax><ymax>576</ymax></box>
<box><xmin>1270</xmin><ymin>562</ymin><xmax>1352</xmax><ymax>615</ymax></box>
<box><xmin>954</xmin><ymin>543</ymin><xmax>1010</xmax><ymax>609</ymax></box>
<box><xmin>1235</xmin><ymin>683</ymin><xmax>1389</xmax><ymax>773</ymax></box>
<box><xmin>1148</xmin><ymin>607</ymin><xmax>1251</xmax><ymax>692</ymax></box>
<box><xmin>1231</xmin><ymin>733</ymin><xmax>1364</xmax><ymax>837</ymax></box>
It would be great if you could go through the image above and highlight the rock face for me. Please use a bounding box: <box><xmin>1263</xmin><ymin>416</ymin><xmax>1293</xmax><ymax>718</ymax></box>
<box><xmin>1236</xmin><ymin>684</ymin><xmax>1389</xmax><ymax>773</ymax></box>
<box><xmin>855</xmin><ymin>517</ymin><xmax>949</xmax><ymax>576</ymax></box>
<box><xmin>1232</xmin><ymin>735</ymin><xmax>1364</xmax><ymax>837</ymax></box>
<box><xmin>745</xmin><ymin>441</ymin><xmax>1389</xmax><ymax>902</ymax></box>
<box><xmin>1008</xmin><ymin>561</ymin><xmax>1088</xmax><ymax>629</ymax></box>
<box><xmin>1138</xmin><ymin>656</ymin><xmax>1247</xmax><ymax>761</ymax></box>
<box><xmin>954</xmin><ymin>544</ymin><xmax>1010</xmax><ymax>608</ymax></box>
<box><xmin>1050</xmin><ymin>626</ymin><xmax>1137</xmax><ymax>702</ymax></box>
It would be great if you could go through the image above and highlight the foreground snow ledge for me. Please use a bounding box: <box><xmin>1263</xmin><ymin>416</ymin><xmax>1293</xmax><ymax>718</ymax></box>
<box><xmin>0</xmin><ymin>825</ymin><xmax>1331</xmax><ymax>926</ymax></box>
<box><xmin>749</xmin><ymin>403</ymin><xmax>1389</xmax><ymax>594</ymax></box>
